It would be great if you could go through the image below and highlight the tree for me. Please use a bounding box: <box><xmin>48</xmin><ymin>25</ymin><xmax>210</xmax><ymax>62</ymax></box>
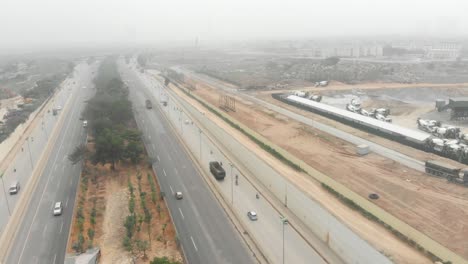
<box><xmin>123</xmin><ymin>235</ymin><xmax>133</xmax><ymax>252</ymax></box>
<box><xmin>92</xmin><ymin>128</ymin><xmax>125</xmax><ymax>170</ymax></box>
<box><xmin>68</xmin><ymin>144</ymin><xmax>88</xmax><ymax>165</ymax></box>
<box><xmin>322</xmin><ymin>56</ymin><xmax>340</xmax><ymax>66</ymax></box>
<box><xmin>161</xmin><ymin>223</ymin><xmax>167</xmax><ymax>242</ymax></box>
<box><xmin>144</xmin><ymin>209</ymin><xmax>153</xmax><ymax>244</ymax></box>
<box><xmin>156</xmin><ymin>204</ymin><xmax>162</xmax><ymax>219</ymax></box>
<box><xmin>87</xmin><ymin>228</ymin><xmax>95</xmax><ymax>241</ymax></box>
<box><xmin>135</xmin><ymin>240</ymin><xmax>149</xmax><ymax>259</ymax></box>
<box><xmin>124</xmin><ymin>215</ymin><xmax>137</xmax><ymax>238</ymax></box>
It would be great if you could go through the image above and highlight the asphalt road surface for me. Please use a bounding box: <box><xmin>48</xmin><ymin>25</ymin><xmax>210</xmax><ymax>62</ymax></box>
<box><xmin>175</xmin><ymin>67</ymin><xmax>425</xmax><ymax>172</ymax></box>
<box><xmin>120</xmin><ymin>62</ymin><xmax>256</xmax><ymax>264</ymax></box>
<box><xmin>5</xmin><ymin>62</ymin><xmax>96</xmax><ymax>264</ymax></box>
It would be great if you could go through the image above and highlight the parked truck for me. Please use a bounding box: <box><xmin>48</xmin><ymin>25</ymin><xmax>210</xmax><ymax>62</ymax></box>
<box><xmin>145</xmin><ymin>99</ymin><xmax>152</xmax><ymax>109</ymax></box>
<box><xmin>209</xmin><ymin>161</ymin><xmax>226</xmax><ymax>180</ymax></box>
<box><xmin>425</xmin><ymin>160</ymin><xmax>468</xmax><ymax>186</ymax></box>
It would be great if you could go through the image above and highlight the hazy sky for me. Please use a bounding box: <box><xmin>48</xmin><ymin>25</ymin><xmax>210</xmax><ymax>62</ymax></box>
<box><xmin>1</xmin><ymin>0</ymin><xmax>467</xmax><ymax>52</ymax></box>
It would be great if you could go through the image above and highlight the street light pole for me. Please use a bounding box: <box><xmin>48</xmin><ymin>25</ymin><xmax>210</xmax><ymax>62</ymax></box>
<box><xmin>199</xmin><ymin>129</ymin><xmax>202</xmax><ymax>160</ymax></box>
<box><xmin>26</xmin><ymin>137</ymin><xmax>34</xmax><ymax>170</ymax></box>
<box><xmin>229</xmin><ymin>163</ymin><xmax>234</xmax><ymax>205</ymax></box>
<box><xmin>0</xmin><ymin>172</ymin><xmax>11</xmax><ymax>216</ymax></box>
<box><xmin>281</xmin><ymin>217</ymin><xmax>289</xmax><ymax>264</ymax></box>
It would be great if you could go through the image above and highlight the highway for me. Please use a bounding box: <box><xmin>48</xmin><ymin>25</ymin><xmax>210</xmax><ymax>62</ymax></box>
<box><xmin>0</xmin><ymin>72</ymin><xmax>80</xmax><ymax>233</ymax></box>
<box><xmin>120</xmin><ymin>62</ymin><xmax>256</xmax><ymax>264</ymax></box>
<box><xmin>5</xmin><ymin>62</ymin><xmax>97</xmax><ymax>264</ymax></box>
<box><xmin>174</xmin><ymin>67</ymin><xmax>426</xmax><ymax>172</ymax></box>
<box><xmin>133</xmin><ymin>64</ymin><xmax>344</xmax><ymax>263</ymax></box>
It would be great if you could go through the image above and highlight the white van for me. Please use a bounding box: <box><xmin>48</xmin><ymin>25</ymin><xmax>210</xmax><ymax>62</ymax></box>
<box><xmin>9</xmin><ymin>181</ymin><xmax>20</xmax><ymax>195</ymax></box>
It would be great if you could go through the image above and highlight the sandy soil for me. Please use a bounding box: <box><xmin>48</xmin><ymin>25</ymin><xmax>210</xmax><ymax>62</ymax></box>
<box><xmin>67</xmin><ymin>155</ymin><xmax>182</xmax><ymax>264</ymax></box>
<box><xmin>178</xmin><ymin>79</ymin><xmax>468</xmax><ymax>262</ymax></box>
<box><xmin>282</xmin><ymin>81</ymin><xmax>468</xmax><ymax>93</ymax></box>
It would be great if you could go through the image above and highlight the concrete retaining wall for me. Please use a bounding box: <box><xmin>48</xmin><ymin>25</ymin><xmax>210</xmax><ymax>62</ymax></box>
<box><xmin>143</xmin><ymin>74</ymin><xmax>392</xmax><ymax>263</ymax></box>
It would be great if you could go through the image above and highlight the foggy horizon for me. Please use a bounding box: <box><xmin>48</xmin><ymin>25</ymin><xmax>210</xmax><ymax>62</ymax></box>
<box><xmin>1</xmin><ymin>0</ymin><xmax>468</xmax><ymax>54</ymax></box>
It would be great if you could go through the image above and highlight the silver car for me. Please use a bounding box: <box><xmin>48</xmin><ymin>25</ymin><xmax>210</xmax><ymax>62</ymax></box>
<box><xmin>53</xmin><ymin>202</ymin><xmax>63</xmax><ymax>216</ymax></box>
<box><xmin>247</xmin><ymin>211</ymin><xmax>258</xmax><ymax>221</ymax></box>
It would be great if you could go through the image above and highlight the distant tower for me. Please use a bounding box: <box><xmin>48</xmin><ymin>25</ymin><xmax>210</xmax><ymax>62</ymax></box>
<box><xmin>195</xmin><ymin>37</ymin><xmax>199</xmax><ymax>49</ymax></box>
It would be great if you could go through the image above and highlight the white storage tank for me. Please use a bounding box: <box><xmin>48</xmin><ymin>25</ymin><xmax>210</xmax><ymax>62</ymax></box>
<box><xmin>357</xmin><ymin>144</ymin><xmax>370</xmax><ymax>156</ymax></box>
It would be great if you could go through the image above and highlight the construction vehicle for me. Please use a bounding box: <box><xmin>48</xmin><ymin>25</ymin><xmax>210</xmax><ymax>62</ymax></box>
<box><xmin>417</xmin><ymin>118</ymin><xmax>460</xmax><ymax>139</ymax></box>
<box><xmin>425</xmin><ymin>160</ymin><xmax>468</xmax><ymax>186</ymax></box>
<box><xmin>145</xmin><ymin>99</ymin><xmax>152</xmax><ymax>109</ymax></box>
<box><xmin>314</xmin><ymin>81</ymin><xmax>329</xmax><ymax>87</ymax></box>
<box><xmin>374</xmin><ymin>113</ymin><xmax>392</xmax><ymax>123</ymax></box>
<box><xmin>346</xmin><ymin>99</ymin><xmax>361</xmax><ymax>113</ymax></box>
<box><xmin>308</xmin><ymin>94</ymin><xmax>322</xmax><ymax>102</ymax></box>
<box><xmin>209</xmin><ymin>161</ymin><xmax>226</xmax><ymax>180</ymax></box>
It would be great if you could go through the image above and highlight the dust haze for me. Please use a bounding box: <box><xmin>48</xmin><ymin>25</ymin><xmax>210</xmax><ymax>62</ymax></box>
<box><xmin>1</xmin><ymin>0</ymin><xmax>467</xmax><ymax>53</ymax></box>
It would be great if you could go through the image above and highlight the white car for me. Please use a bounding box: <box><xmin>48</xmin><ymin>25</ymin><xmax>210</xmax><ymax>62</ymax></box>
<box><xmin>175</xmin><ymin>192</ymin><xmax>183</xmax><ymax>200</ymax></box>
<box><xmin>247</xmin><ymin>211</ymin><xmax>258</xmax><ymax>221</ymax></box>
<box><xmin>56</xmin><ymin>106</ymin><xmax>62</xmax><ymax>110</ymax></box>
<box><xmin>83</xmin><ymin>120</ymin><xmax>88</xmax><ymax>127</ymax></box>
<box><xmin>53</xmin><ymin>202</ymin><xmax>63</xmax><ymax>216</ymax></box>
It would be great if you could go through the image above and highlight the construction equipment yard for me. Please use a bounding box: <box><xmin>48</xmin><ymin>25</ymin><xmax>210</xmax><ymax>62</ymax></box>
<box><xmin>174</xmin><ymin>73</ymin><xmax>468</xmax><ymax>262</ymax></box>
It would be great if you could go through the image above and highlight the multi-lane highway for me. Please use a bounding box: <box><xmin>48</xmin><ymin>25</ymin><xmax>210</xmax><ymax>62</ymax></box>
<box><xmin>5</xmin><ymin>62</ymin><xmax>97</xmax><ymax>264</ymax></box>
<box><xmin>120</xmin><ymin>62</ymin><xmax>256</xmax><ymax>264</ymax></box>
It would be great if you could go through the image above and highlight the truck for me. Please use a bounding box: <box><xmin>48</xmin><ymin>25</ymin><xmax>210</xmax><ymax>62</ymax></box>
<box><xmin>145</xmin><ymin>99</ymin><xmax>152</xmax><ymax>109</ymax></box>
<box><xmin>425</xmin><ymin>160</ymin><xmax>460</xmax><ymax>178</ymax></box>
<box><xmin>425</xmin><ymin>160</ymin><xmax>468</xmax><ymax>186</ymax></box>
<box><xmin>209</xmin><ymin>161</ymin><xmax>226</xmax><ymax>180</ymax></box>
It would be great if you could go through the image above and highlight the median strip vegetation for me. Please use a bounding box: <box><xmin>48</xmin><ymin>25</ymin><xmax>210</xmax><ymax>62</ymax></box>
<box><xmin>66</xmin><ymin>58</ymin><xmax>181</xmax><ymax>263</ymax></box>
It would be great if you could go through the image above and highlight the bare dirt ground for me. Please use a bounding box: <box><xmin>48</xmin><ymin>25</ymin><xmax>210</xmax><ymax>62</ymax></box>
<box><xmin>179</xmin><ymin>78</ymin><xmax>468</xmax><ymax>262</ymax></box>
<box><xmin>295</xmin><ymin>81</ymin><xmax>468</xmax><ymax>93</ymax></box>
<box><xmin>67</xmin><ymin>147</ymin><xmax>182</xmax><ymax>263</ymax></box>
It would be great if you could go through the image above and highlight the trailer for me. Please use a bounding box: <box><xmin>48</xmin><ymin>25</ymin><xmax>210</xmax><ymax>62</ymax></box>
<box><xmin>425</xmin><ymin>160</ymin><xmax>460</xmax><ymax>178</ymax></box>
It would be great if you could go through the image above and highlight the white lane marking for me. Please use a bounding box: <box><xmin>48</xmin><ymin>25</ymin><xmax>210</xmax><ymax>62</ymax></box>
<box><xmin>169</xmin><ymin>185</ymin><xmax>174</xmax><ymax>195</ymax></box>
<box><xmin>18</xmin><ymin>92</ymin><xmax>79</xmax><ymax>262</ymax></box>
<box><xmin>53</xmin><ymin>253</ymin><xmax>57</xmax><ymax>264</ymax></box>
<box><xmin>179</xmin><ymin>208</ymin><xmax>184</xmax><ymax>219</ymax></box>
<box><xmin>163</xmin><ymin>169</ymin><xmax>166</xmax><ymax>177</ymax></box>
<box><xmin>42</xmin><ymin>224</ymin><xmax>48</xmax><ymax>238</ymax></box>
<box><xmin>63</xmin><ymin>156</ymin><xmax>67</xmax><ymax>162</ymax></box>
<box><xmin>60</xmin><ymin>222</ymin><xmax>64</xmax><ymax>234</ymax></box>
<box><xmin>190</xmin><ymin>236</ymin><xmax>198</xmax><ymax>251</ymax></box>
<box><xmin>157</xmin><ymin>155</ymin><xmax>160</xmax><ymax>162</ymax></box>
<box><xmin>62</xmin><ymin>165</ymin><xmax>65</xmax><ymax>172</ymax></box>
<box><xmin>149</xmin><ymin>135</ymin><xmax>151</xmax><ymax>140</ymax></box>
<box><xmin>54</xmin><ymin>164</ymin><xmax>58</xmax><ymax>171</ymax></box>
<box><xmin>168</xmin><ymin>155</ymin><xmax>172</xmax><ymax>161</ymax></box>
<box><xmin>174</xmin><ymin>168</ymin><xmax>178</xmax><ymax>175</ymax></box>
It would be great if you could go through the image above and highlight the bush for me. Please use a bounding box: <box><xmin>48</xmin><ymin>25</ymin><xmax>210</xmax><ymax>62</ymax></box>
<box><xmin>87</xmin><ymin>228</ymin><xmax>95</xmax><ymax>241</ymax></box>
<box><xmin>123</xmin><ymin>236</ymin><xmax>133</xmax><ymax>252</ymax></box>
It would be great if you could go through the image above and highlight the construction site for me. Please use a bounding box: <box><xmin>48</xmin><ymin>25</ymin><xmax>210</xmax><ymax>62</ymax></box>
<box><xmin>152</xmin><ymin>65</ymin><xmax>468</xmax><ymax>263</ymax></box>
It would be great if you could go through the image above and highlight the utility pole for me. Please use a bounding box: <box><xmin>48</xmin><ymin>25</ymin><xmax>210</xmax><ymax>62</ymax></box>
<box><xmin>229</xmin><ymin>163</ymin><xmax>234</xmax><ymax>204</ymax></box>
<box><xmin>280</xmin><ymin>216</ymin><xmax>289</xmax><ymax>264</ymax></box>
<box><xmin>26</xmin><ymin>137</ymin><xmax>34</xmax><ymax>170</ymax></box>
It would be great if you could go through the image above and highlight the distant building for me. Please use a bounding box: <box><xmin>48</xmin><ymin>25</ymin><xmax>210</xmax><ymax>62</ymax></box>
<box><xmin>319</xmin><ymin>44</ymin><xmax>383</xmax><ymax>58</ymax></box>
<box><xmin>425</xmin><ymin>42</ymin><xmax>461</xmax><ymax>60</ymax></box>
